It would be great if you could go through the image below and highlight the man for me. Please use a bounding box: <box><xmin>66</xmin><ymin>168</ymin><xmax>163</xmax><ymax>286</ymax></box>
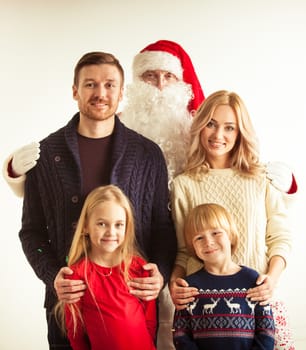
<box><xmin>121</xmin><ymin>40</ymin><xmax>205</xmax><ymax>184</ymax></box>
<box><xmin>16</xmin><ymin>51</ymin><xmax>176</xmax><ymax>349</ymax></box>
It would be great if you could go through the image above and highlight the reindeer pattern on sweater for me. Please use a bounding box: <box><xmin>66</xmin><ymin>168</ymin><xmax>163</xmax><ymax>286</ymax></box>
<box><xmin>173</xmin><ymin>266</ymin><xmax>275</xmax><ymax>350</ymax></box>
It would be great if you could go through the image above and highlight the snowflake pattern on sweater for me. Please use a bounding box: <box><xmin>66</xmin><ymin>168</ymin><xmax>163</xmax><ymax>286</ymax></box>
<box><xmin>173</xmin><ymin>266</ymin><xmax>275</xmax><ymax>350</ymax></box>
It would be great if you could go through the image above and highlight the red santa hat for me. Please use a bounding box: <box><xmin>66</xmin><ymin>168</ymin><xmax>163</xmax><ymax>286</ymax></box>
<box><xmin>132</xmin><ymin>39</ymin><xmax>205</xmax><ymax>112</ymax></box>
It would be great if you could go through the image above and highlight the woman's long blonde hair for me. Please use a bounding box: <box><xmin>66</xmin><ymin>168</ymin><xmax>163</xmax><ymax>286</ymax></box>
<box><xmin>185</xmin><ymin>90</ymin><xmax>264</xmax><ymax>177</ymax></box>
<box><xmin>55</xmin><ymin>185</ymin><xmax>139</xmax><ymax>336</ymax></box>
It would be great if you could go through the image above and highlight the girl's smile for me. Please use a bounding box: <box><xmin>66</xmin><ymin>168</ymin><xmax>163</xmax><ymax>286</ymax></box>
<box><xmin>85</xmin><ymin>200</ymin><xmax>126</xmax><ymax>266</ymax></box>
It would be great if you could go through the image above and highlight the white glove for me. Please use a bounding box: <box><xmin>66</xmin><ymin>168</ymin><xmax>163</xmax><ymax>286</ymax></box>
<box><xmin>11</xmin><ymin>142</ymin><xmax>40</xmax><ymax>176</ymax></box>
<box><xmin>265</xmin><ymin>161</ymin><xmax>293</xmax><ymax>193</ymax></box>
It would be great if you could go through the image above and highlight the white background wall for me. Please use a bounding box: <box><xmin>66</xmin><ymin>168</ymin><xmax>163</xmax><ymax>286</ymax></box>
<box><xmin>0</xmin><ymin>1</ymin><xmax>305</xmax><ymax>349</ymax></box>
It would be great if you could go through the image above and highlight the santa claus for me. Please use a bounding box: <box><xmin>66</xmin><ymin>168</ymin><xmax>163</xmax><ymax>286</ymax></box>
<box><xmin>121</xmin><ymin>40</ymin><xmax>204</xmax><ymax>184</ymax></box>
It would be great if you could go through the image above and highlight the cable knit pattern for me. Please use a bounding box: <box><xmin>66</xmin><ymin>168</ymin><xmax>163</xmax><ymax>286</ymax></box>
<box><xmin>171</xmin><ymin>168</ymin><xmax>292</xmax><ymax>276</ymax></box>
<box><xmin>19</xmin><ymin>113</ymin><xmax>176</xmax><ymax>310</ymax></box>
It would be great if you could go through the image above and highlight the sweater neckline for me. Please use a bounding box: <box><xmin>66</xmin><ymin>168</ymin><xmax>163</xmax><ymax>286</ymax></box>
<box><xmin>208</xmin><ymin>168</ymin><xmax>236</xmax><ymax>174</ymax></box>
<box><xmin>202</xmin><ymin>265</ymin><xmax>245</xmax><ymax>279</ymax></box>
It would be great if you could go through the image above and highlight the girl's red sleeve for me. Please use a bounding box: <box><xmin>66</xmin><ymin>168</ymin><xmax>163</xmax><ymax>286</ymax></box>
<box><xmin>132</xmin><ymin>256</ymin><xmax>157</xmax><ymax>341</ymax></box>
<box><xmin>64</xmin><ymin>268</ymin><xmax>90</xmax><ymax>350</ymax></box>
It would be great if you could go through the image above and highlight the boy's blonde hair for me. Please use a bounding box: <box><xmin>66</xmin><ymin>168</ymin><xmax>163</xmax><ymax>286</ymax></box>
<box><xmin>184</xmin><ymin>203</ymin><xmax>239</xmax><ymax>259</ymax></box>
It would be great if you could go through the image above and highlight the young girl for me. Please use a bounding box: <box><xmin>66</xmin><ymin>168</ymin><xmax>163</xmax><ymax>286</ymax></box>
<box><xmin>170</xmin><ymin>90</ymin><xmax>294</xmax><ymax>349</ymax></box>
<box><xmin>173</xmin><ymin>203</ymin><xmax>275</xmax><ymax>349</ymax></box>
<box><xmin>56</xmin><ymin>185</ymin><xmax>156</xmax><ymax>350</ymax></box>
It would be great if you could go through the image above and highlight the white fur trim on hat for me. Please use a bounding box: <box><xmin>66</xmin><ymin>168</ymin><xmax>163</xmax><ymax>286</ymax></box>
<box><xmin>133</xmin><ymin>51</ymin><xmax>183</xmax><ymax>81</ymax></box>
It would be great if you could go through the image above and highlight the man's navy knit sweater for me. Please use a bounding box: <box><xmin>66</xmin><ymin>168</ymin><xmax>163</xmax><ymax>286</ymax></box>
<box><xmin>19</xmin><ymin>113</ymin><xmax>176</xmax><ymax>310</ymax></box>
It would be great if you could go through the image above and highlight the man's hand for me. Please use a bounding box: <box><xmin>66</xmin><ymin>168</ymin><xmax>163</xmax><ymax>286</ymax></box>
<box><xmin>53</xmin><ymin>267</ymin><xmax>86</xmax><ymax>304</ymax></box>
<box><xmin>169</xmin><ymin>277</ymin><xmax>198</xmax><ymax>310</ymax></box>
<box><xmin>12</xmin><ymin>142</ymin><xmax>40</xmax><ymax>177</ymax></box>
<box><xmin>128</xmin><ymin>263</ymin><xmax>163</xmax><ymax>301</ymax></box>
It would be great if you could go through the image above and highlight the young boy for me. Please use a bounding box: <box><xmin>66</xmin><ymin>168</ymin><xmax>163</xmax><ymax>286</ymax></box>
<box><xmin>172</xmin><ymin>203</ymin><xmax>275</xmax><ymax>350</ymax></box>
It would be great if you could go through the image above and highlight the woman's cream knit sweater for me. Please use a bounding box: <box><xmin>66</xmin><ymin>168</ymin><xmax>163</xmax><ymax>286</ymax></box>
<box><xmin>171</xmin><ymin>168</ymin><xmax>292</xmax><ymax>276</ymax></box>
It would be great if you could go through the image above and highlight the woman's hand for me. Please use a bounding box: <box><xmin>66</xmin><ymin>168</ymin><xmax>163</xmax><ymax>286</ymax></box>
<box><xmin>246</xmin><ymin>273</ymin><xmax>277</xmax><ymax>305</ymax></box>
<box><xmin>247</xmin><ymin>256</ymin><xmax>285</xmax><ymax>305</ymax></box>
<box><xmin>169</xmin><ymin>277</ymin><xmax>198</xmax><ymax>310</ymax></box>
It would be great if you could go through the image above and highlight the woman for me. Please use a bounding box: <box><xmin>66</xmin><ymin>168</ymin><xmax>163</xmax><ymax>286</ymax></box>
<box><xmin>170</xmin><ymin>90</ymin><xmax>294</xmax><ymax>349</ymax></box>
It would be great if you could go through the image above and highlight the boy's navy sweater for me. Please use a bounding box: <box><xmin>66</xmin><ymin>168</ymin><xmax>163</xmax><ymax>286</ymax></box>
<box><xmin>173</xmin><ymin>266</ymin><xmax>275</xmax><ymax>350</ymax></box>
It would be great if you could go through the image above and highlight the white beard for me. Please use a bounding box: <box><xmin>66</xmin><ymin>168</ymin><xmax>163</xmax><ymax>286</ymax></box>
<box><xmin>120</xmin><ymin>80</ymin><xmax>193</xmax><ymax>183</ymax></box>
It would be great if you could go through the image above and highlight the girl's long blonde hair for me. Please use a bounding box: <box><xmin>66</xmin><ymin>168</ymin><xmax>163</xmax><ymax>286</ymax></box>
<box><xmin>68</xmin><ymin>184</ymin><xmax>137</xmax><ymax>272</ymax></box>
<box><xmin>55</xmin><ymin>185</ymin><xmax>140</xmax><ymax>336</ymax></box>
<box><xmin>185</xmin><ymin>90</ymin><xmax>264</xmax><ymax>178</ymax></box>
